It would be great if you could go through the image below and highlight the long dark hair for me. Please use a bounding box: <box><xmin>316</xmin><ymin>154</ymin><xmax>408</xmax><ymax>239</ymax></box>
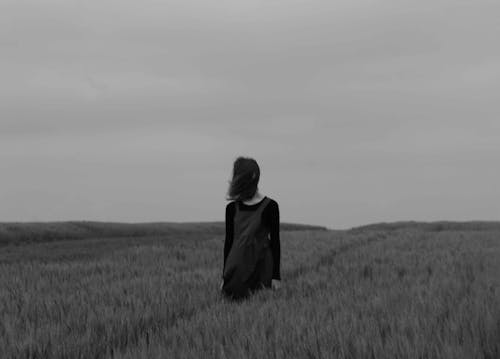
<box><xmin>226</xmin><ymin>157</ymin><xmax>260</xmax><ymax>202</ymax></box>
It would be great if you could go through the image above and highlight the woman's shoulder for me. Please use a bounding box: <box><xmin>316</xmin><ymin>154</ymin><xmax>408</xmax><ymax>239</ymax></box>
<box><xmin>263</xmin><ymin>195</ymin><xmax>277</xmax><ymax>204</ymax></box>
<box><xmin>226</xmin><ymin>201</ymin><xmax>237</xmax><ymax>212</ymax></box>
<box><xmin>264</xmin><ymin>196</ymin><xmax>279</xmax><ymax>210</ymax></box>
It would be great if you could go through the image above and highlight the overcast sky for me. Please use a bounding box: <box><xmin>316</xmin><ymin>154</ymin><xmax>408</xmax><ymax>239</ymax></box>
<box><xmin>1</xmin><ymin>0</ymin><xmax>499</xmax><ymax>228</ymax></box>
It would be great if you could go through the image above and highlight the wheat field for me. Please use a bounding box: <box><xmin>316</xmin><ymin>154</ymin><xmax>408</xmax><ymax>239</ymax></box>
<box><xmin>0</xmin><ymin>222</ymin><xmax>499</xmax><ymax>358</ymax></box>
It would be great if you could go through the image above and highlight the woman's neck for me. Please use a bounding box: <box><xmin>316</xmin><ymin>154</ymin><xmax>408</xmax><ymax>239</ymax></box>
<box><xmin>242</xmin><ymin>191</ymin><xmax>263</xmax><ymax>205</ymax></box>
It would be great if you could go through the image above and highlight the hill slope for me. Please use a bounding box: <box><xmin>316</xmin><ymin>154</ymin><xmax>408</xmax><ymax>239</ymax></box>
<box><xmin>0</xmin><ymin>221</ymin><xmax>327</xmax><ymax>246</ymax></box>
<box><xmin>351</xmin><ymin>220</ymin><xmax>500</xmax><ymax>232</ymax></box>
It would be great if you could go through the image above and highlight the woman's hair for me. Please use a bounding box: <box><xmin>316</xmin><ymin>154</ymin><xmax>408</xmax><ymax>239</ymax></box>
<box><xmin>226</xmin><ymin>156</ymin><xmax>260</xmax><ymax>201</ymax></box>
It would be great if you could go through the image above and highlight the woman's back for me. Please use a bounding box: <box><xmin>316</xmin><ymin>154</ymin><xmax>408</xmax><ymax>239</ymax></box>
<box><xmin>222</xmin><ymin>156</ymin><xmax>281</xmax><ymax>299</ymax></box>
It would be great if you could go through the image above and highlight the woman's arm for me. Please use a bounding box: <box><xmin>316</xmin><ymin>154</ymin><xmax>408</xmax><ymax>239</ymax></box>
<box><xmin>268</xmin><ymin>201</ymin><xmax>281</xmax><ymax>281</ymax></box>
<box><xmin>223</xmin><ymin>202</ymin><xmax>235</xmax><ymax>277</ymax></box>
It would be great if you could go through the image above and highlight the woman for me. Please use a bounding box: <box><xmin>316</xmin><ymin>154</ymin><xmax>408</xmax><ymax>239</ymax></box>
<box><xmin>221</xmin><ymin>156</ymin><xmax>281</xmax><ymax>300</ymax></box>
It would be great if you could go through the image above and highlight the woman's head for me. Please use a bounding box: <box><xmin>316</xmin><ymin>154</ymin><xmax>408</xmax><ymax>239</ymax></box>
<box><xmin>227</xmin><ymin>156</ymin><xmax>260</xmax><ymax>201</ymax></box>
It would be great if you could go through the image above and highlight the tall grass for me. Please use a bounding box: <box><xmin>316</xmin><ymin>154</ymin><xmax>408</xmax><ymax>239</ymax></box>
<box><xmin>0</xmin><ymin>225</ymin><xmax>499</xmax><ymax>358</ymax></box>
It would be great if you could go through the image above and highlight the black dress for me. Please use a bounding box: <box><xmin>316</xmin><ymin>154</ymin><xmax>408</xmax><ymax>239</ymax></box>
<box><xmin>222</xmin><ymin>196</ymin><xmax>280</xmax><ymax>299</ymax></box>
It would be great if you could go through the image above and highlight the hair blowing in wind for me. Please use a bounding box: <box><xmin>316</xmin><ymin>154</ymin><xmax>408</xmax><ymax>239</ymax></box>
<box><xmin>226</xmin><ymin>157</ymin><xmax>260</xmax><ymax>202</ymax></box>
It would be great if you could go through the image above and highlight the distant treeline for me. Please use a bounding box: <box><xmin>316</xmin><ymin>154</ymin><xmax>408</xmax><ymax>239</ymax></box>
<box><xmin>0</xmin><ymin>221</ymin><xmax>327</xmax><ymax>246</ymax></box>
<box><xmin>350</xmin><ymin>221</ymin><xmax>500</xmax><ymax>232</ymax></box>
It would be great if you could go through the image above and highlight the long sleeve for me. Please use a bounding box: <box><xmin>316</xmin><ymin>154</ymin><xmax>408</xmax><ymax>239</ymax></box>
<box><xmin>223</xmin><ymin>202</ymin><xmax>235</xmax><ymax>276</ymax></box>
<box><xmin>267</xmin><ymin>201</ymin><xmax>281</xmax><ymax>280</ymax></box>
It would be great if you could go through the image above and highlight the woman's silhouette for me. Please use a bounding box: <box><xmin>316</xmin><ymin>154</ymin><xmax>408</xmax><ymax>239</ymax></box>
<box><xmin>221</xmin><ymin>156</ymin><xmax>281</xmax><ymax>300</ymax></box>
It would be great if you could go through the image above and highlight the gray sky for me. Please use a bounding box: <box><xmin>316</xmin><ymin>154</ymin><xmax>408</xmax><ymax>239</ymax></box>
<box><xmin>1</xmin><ymin>0</ymin><xmax>499</xmax><ymax>228</ymax></box>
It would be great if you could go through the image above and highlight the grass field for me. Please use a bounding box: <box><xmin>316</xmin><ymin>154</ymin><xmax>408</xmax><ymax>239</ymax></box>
<box><xmin>0</xmin><ymin>222</ymin><xmax>499</xmax><ymax>358</ymax></box>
